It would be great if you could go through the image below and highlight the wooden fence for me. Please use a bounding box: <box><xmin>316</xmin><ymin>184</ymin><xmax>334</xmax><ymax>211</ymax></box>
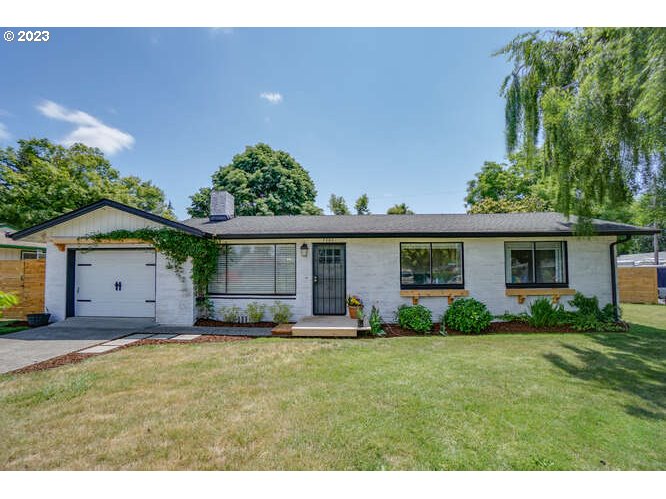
<box><xmin>0</xmin><ymin>259</ymin><xmax>46</xmax><ymax>319</ymax></box>
<box><xmin>618</xmin><ymin>267</ymin><xmax>658</xmax><ymax>304</ymax></box>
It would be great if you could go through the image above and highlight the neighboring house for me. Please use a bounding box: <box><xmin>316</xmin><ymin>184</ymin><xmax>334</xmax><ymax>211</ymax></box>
<box><xmin>0</xmin><ymin>223</ymin><xmax>45</xmax><ymax>260</ymax></box>
<box><xmin>10</xmin><ymin>192</ymin><xmax>658</xmax><ymax>325</ymax></box>
<box><xmin>617</xmin><ymin>251</ymin><xmax>666</xmax><ymax>267</ymax></box>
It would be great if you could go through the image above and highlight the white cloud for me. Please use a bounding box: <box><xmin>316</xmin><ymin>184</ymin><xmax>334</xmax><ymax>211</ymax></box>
<box><xmin>0</xmin><ymin>123</ymin><xmax>10</xmax><ymax>141</ymax></box>
<box><xmin>37</xmin><ymin>100</ymin><xmax>134</xmax><ymax>155</ymax></box>
<box><xmin>210</xmin><ymin>28</ymin><xmax>234</xmax><ymax>36</ymax></box>
<box><xmin>260</xmin><ymin>92</ymin><xmax>283</xmax><ymax>104</ymax></box>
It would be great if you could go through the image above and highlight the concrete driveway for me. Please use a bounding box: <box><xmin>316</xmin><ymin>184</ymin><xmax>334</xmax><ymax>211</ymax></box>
<box><xmin>0</xmin><ymin>317</ymin><xmax>155</xmax><ymax>374</ymax></box>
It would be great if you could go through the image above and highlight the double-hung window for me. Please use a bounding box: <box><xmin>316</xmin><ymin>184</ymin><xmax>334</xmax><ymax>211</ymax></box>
<box><xmin>400</xmin><ymin>242</ymin><xmax>464</xmax><ymax>288</ymax></box>
<box><xmin>504</xmin><ymin>241</ymin><xmax>568</xmax><ymax>287</ymax></box>
<box><xmin>209</xmin><ymin>244</ymin><xmax>296</xmax><ymax>295</ymax></box>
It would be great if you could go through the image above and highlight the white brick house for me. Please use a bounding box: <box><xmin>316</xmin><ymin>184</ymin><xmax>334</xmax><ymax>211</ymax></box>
<box><xmin>10</xmin><ymin>192</ymin><xmax>656</xmax><ymax>326</ymax></box>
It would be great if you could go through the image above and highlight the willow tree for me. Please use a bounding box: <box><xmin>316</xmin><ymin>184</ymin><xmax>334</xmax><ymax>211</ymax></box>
<box><xmin>497</xmin><ymin>28</ymin><xmax>666</xmax><ymax>224</ymax></box>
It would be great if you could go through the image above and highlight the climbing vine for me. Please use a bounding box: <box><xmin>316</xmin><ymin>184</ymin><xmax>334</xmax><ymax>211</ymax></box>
<box><xmin>87</xmin><ymin>228</ymin><xmax>219</xmax><ymax>298</ymax></box>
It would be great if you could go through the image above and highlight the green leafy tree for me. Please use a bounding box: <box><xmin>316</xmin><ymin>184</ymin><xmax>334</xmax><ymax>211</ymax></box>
<box><xmin>387</xmin><ymin>203</ymin><xmax>414</xmax><ymax>215</ymax></box>
<box><xmin>187</xmin><ymin>143</ymin><xmax>322</xmax><ymax>217</ymax></box>
<box><xmin>465</xmin><ymin>154</ymin><xmax>555</xmax><ymax>213</ymax></box>
<box><xmin>0</xmin><ymin>138</ymin><xmax>174</xmax><ymax>229</ymax></box>
<box><xmin>497</xmin><ymin>28</ymin><xmax>666</xmax><ymax>221</ymax></box>
<box><xmin>328</xmin><ymin>194</ymin><xmax>350</xmax><ymax>215</ymax></box>
<box><xmin>354</xmin><ymin>193</ymin><xmax>370</xmax><ymax>215</ymax></box>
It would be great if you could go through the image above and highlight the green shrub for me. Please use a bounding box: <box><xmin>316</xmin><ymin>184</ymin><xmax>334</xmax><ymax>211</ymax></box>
<box><xmin>527</xmin><ymin>298</ymin><xmax>567</xmax><ymax>328</ymax></box>
<box><xmin>369</xmin><ymin>305</ymin><xmax>385</xmax><ymax>336</ymax></box>
<box><xmin>270</xmin><ymin>301</ymin><xmax>292</xmax><ymax>323</ymax></box>
<box><xmin>245</xmin><ymin>302</ymin><xmax>266</xmax><ymax>323</ymax></box>
<box><xmin>569</xmin><ymin>292</ymin><xmax>622</xmax><ymax>331</ymax></box>
<box><xmin>396</xmin><ymin>304</ymin><xmax>433</xmax><ymax>333</ymax></box>
<box><xmin>443</xmin><ymin>297</ymin><xmax>493</xmax><ymax>334</ymax></box>
<box><xmin>219</xmin><ymin>305</ymin><xmax>240</xmax><ymax>323</ymax></box>
<box><xmin>0</xmin><ymin>291</ymin><xmax>19</xmax><ymax>317</ymax></box>
<box><xmin>496</xmin><ymin>311</ymin><xmax>530</xmax><ymax>323</ymax></box>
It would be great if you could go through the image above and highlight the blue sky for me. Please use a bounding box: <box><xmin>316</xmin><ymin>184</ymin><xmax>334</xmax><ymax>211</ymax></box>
<box><xmin>0</xmin><ymin>28</ymin><xmax>526</xmax><ymax>218</ymax></box>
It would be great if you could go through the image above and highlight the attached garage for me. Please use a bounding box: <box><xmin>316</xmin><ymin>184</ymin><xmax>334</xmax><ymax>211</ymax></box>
<box><xmin>73</xmin><ymin>249</ymin><xmax>156</xmax><ymax>317</ymax></box>
<box><xmin>9</xmin><ymin>199</ymin><xmax>207</xmax><ymax>325</ymax></box>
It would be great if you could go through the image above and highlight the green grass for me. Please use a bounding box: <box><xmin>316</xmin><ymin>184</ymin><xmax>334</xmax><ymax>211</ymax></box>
<box><xmin>0</xmin><ymin>305</ymin><xmax>664</xmax><ymax>470</ymax></box>
<box><xmin>0</xmin><ymin>321</ymin><xmax>28</xmax><ymax>335</ymax></box>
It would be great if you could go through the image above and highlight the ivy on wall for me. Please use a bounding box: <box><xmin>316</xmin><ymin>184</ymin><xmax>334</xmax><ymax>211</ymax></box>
<box><xmin>88</xmin><ymin>228</ymin><xmax>219</xmax><ymax>298</ymax></box>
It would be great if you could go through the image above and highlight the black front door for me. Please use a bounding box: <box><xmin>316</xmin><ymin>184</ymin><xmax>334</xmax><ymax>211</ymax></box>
<box><xmin>312</xmin><ymin>243</ymin><xmax>346</xmax><ymax>315</ymax></box>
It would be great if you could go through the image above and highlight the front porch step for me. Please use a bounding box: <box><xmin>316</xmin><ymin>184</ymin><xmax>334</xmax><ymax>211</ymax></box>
<box><xmin>288</xmin><ymin>316</ymin><xmax>359</xmax><ymax>337</ymax></box>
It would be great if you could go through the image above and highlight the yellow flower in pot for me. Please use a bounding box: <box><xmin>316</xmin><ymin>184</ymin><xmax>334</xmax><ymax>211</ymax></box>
<box><xmin>346</xmin><ymin>295</ymin><xmax>363</xmax><ymax>319</ymax></box>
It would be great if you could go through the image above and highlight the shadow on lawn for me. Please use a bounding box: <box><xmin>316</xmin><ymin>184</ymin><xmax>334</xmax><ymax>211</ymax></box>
<box><xmin>543</xmin><ymin>325</ymin><xmax>666</xmax><ymax>421</ymax></box>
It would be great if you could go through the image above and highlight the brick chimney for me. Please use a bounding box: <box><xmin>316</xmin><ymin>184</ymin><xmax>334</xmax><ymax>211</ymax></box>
<box><xmin>209</xmin><ymin>190</ymin><xmax>235</xmax><ymax>221</ymax></box>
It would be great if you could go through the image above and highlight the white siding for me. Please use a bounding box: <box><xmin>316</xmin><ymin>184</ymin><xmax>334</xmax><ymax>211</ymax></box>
<box><xmin>48</xmin><ymin>206</ymin><xmax>163</xmax><ymax>237</ymax></box>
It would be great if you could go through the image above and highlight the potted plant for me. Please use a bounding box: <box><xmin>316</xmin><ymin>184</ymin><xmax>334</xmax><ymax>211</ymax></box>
<box><xmin>27</xmin><ymin>308</ymin><xmax>51</xmax><ymax>327</ymax></box>
<box><xmin>346</xmin><ymin>295</ymin><xmax>363</xmax><ymax>319</ymax></box>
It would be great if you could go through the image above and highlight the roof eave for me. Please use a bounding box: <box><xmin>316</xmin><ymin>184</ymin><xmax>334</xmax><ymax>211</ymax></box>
<box><xmin>11</xmin><ymin>199</ymin><xmax>208</xmax><ymax>240</ymax></box>
<box><xmin>208</xmin><ymin>229</ymin><xmax>658</xmax><ymax>239</ymax></box>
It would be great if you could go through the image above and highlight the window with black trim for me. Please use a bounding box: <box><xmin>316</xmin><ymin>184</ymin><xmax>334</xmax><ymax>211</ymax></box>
<box><xmin>504</xmin><ymin>241</ymin><xmax>567</xmax><ymax>287</ymax></box>
<box><xmin>21</xmin><ymin>249</ymin><xmax>45</xmax><ymax>260</ymax></box>
<box><xmin>400</xmin><ymin>242</ymin><xmax>464</xmax><ymax>288</ymax></box>
<box><xmin>208</xmin><ymin>244</ymin><xmax>296</xmax><ymax>295</ymax></box>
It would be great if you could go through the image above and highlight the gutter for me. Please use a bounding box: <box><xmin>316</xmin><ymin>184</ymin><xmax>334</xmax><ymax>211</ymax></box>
<box><xmin>610</xmin><ymin>235</ymin><xmax>632</xmax><ymax>321</ymax></box>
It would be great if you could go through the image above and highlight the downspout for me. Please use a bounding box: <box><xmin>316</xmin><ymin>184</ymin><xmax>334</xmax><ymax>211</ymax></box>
<box><xmin>610</xmin><ymin>235</ymin><xmax>631</xmax><ymax>321</ymax></box>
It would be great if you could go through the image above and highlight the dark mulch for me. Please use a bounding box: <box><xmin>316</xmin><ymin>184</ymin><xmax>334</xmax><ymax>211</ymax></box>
<box><xmin>195</xmin><ymin>319</ymin><xmax>279</xmax><ymax>328</ymax></box>
<box><xmin>366</xmin><ymin>320</ymin><xmax>627</xmax><ymax>337</ymax></box>
<box><xmin>7</xmin><ymin>335</ymin><xmax>253</xmax><ymax>375</ymax></box>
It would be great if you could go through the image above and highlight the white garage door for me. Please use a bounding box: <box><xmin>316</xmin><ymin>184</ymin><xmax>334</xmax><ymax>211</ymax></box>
<box><xmin>75</xmin><ymin>249</ymin><xmax>156</xmax><ymax>317</ymax></box>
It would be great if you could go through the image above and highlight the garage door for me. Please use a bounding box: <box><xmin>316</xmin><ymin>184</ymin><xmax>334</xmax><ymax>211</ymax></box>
<box><xmin>75</xmin><ymin>249</ymin><xmax>156</xmax><ymax>317</ymax></box>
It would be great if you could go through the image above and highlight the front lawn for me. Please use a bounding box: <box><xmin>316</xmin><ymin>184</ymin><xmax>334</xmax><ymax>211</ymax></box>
<box><xmin>1</xmin><ymin>306</ymin><xmax>664</xmax><ymax>470</ymax></box>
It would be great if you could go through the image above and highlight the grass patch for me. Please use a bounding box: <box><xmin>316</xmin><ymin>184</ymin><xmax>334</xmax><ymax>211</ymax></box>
<box><xmin>0</xmin><ymin>306</ymin><xmax>664</xmax><ymax>470</ymax></box>
<box><xmin>0</xmin><ymin>325</ymin><xmax>29</xmax><ymax>335</ymax></box>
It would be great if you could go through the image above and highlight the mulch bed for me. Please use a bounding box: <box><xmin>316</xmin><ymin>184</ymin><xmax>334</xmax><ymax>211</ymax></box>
<box><xmin>194</xmin><ymin>319</ymin><xmax>278</xmax><ymax>328</ymax></box>
<box><xmin>365</xmin><ymin>320</ymin><xmax>627</xmax><ymax>337</ymax></box>
<box><xmin>7</xmin><ymin>335</ymin><xmax>253</xmax><ymax>375</ymax></box>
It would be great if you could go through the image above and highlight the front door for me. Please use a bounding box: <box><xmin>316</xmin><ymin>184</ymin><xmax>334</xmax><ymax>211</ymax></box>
<box><xmin>312</xmin><ymin>244</ymin><xmax>346</xmax><ymax>315</ymax></box>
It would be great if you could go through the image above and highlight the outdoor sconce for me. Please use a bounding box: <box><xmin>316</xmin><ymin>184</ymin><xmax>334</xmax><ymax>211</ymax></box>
<box><xmin>300</xmin><ymin>243</ymin><xmax>309</xmax><ymax>257</ymax></box>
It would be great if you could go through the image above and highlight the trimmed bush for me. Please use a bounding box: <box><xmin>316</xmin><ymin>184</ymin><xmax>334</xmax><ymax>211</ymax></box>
<box><xmin>396</xmin><ymin>304</ymin><xmax>433</xmax><ymax>334</ymax></box>
<box><xmin>245</xmin><ymin>302</ymin><xmax>266</xmax><ymax>323</ymax></box>
<box><xmin>270</xmin><ymin>301</ymin><xmax>292</xmax><ymax>323</ymax></box>
<box><xmin>443</xmin><ymin>297</ymin><xmax>492</xmax><ymax>334</ymax></box>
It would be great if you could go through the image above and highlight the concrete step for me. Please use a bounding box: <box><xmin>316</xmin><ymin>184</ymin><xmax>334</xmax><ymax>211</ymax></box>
<box><xmin>290</xmin><ymin>326</ymin><xmax>357</xmax><ymax>337</ymax></box>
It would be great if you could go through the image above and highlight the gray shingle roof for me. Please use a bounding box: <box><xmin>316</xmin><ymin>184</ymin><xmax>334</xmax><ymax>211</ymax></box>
<box><xmin>181</xmin><ymin>212</ymin><xmax>657</xmax><ymax>239</ymax></box>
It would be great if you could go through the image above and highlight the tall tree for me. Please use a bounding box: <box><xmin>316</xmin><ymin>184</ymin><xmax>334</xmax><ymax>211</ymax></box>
<box><xmin>387</xmin><ymin>203</ymin><xmax>414</xmax><ymax>215</ymax></box>
<box><xmin>465</xmin><ymin>154</ymin><xmax>554</xmax><ymax>213</ymax></box>
<box><xmin>187</xmin><ymin>143</ymin><xmax>322</xmax><ymax>217</ymax></box>
<box><xmin>328</xmin><ymin>194</ymin><xmax>350</xmax><ymax>215</ymax></box>
<box><xmin>354</xmin><ymin>193</ymin><xmax>370</xmax><ymax>215</ymax></box>
<box><xmin>497</xmin><ymin>28</ymin><xmax>666</xmax><ymax>223</ymax></box>
<box><xmin>0</xmin><ymin>138</ymin><xmax>174</xmax><ymax>229</ymax></box>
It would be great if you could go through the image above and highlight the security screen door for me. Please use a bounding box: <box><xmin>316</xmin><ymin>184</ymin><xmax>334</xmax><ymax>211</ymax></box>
<box><xmin>312</xmin><ymin>244</ymin><xmax>346</xmax><ymax>315</ymax></box>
